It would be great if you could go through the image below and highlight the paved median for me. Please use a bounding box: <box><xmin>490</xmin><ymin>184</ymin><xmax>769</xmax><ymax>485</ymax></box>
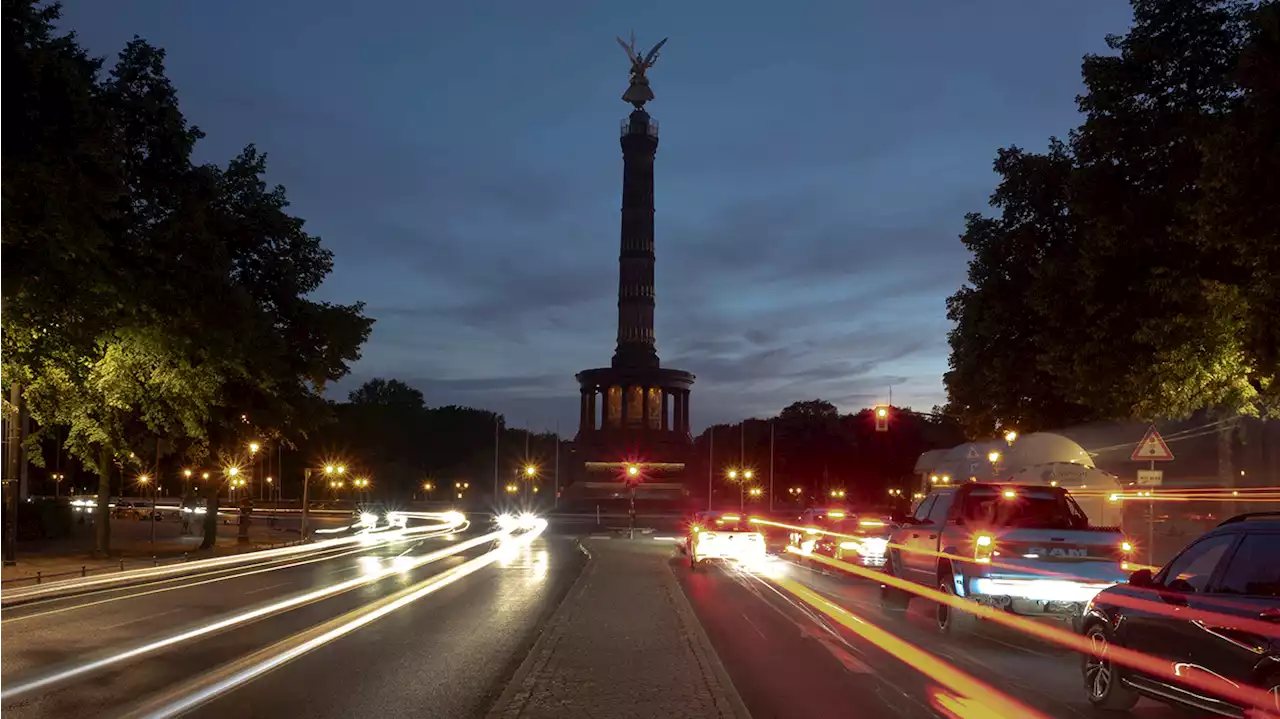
<box><xmin>487</xmin><ymin>537</ymin><xmax>749</xmax><ymax>719</ymax></box>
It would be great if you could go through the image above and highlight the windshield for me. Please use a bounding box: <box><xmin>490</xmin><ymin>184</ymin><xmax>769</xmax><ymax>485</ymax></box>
<box><xmin>958</xmin><ymin>488</ymin><xmax>1090</xmax><ymax>529</ymax></box>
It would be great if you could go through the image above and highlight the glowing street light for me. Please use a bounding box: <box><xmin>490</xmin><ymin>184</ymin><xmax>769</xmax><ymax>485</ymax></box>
<box><xmin>249</xmin><ymin>442</ymin><xmax>260</xmax><ymax>454</ymax></box>
<box><xmin>1004</xmin><ymin>430</ymin><xmax>1018</xmax><ymax>444</ymax></box>
<box><xmin>627</xmin><ymin>465</ymin><xmax>639</xmax><ymax>477</ymax></box>
<box><xmin>524</xmin><ymin>465</ymin><xmax>538</xmax><ymax>478</ymax></box>
<box><xmin>988</xmin><ymin>450</ymin><xmax>1002</xmax><ymax>464</ymax></box>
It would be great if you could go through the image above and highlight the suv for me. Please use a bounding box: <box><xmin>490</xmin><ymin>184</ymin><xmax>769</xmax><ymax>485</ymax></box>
<box><xmin>1080</xmin><ymin>512</ymin><xmax>1280</xmax><ymax>716</ymax></box>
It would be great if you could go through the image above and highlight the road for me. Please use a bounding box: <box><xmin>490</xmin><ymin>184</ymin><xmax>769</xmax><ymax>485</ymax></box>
<box><xmin>1</xmin><ymin>515</ymin><xmax>581</xmax><ymax>719</ymax></box>
<box><xmin>676</xmin><ymin>553</ymin><xmax>1191</xmax><ymax>719</ymax></box>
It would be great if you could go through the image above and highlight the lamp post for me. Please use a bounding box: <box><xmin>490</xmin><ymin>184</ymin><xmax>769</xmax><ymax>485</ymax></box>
<box><xmin>625</xmin><ymin>465</ymin><xmax>640</xmax><ymax>539</ymax></box>
<box><xmin>138</xmin><ymin>475</ymin><xmax>156</xmax><ymax>544</ymax></box>
<box><xmin>301</xmin><ymin>464</ymin><xmax>344</xmax><ymax>540</ymax></box>
<box><xmin>523</xmin><ymin>465</ymin><xmax>537</xmax><ymax>503</ymax></box>
<box><xmin>249</xmin><ymin>442</ymin><xmax>261</xmax><ymax>500</ymax></box>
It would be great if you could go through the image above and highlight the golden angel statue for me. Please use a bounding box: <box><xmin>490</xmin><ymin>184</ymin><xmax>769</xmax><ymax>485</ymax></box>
<box><xmin>616</xmin><ymin>33</ymin><xmax>668</xmax><ymax>109</ymax></box>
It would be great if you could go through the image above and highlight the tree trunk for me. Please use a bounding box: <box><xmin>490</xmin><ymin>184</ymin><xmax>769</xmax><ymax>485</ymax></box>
<box><xmin>94</xmin><ymin>445</ymin><xmax>112</xmax><ymax>557</ymax></box>
<box><xmin>199</xmin><ymin>477</ymin><xmax>220</xmax><ymax>550</ymax></box>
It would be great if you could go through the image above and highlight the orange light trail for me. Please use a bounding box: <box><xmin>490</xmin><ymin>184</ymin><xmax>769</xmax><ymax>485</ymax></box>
<box><xmin>770</xmin><ymin>574</ymin><xmax>1051</xmax><ymax>719</ymax></box>
<box><xmin>794</xmin><ymin>549</ymin><xmax>1276</xmax><ymax>712</ymax></box>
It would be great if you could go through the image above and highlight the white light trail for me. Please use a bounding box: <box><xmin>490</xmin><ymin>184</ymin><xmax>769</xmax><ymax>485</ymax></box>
<box><xmin>2</xmin><ymin>519</ymin><xmax>468</xmax><ymax>626</ymax></box>
<box><xmin>0</xmin><ymin>522</ymin><xmax>500</xmax><ymax>700</ymax></box>
<box><xmin>124</xmin><ymin>520</ymin><xmax>548</xmax><ymax>719</ymax></box>
<box><xmin>0</xmin><ymin>512</ymin><xmax>466</xmax><ymax>603</ymax></box>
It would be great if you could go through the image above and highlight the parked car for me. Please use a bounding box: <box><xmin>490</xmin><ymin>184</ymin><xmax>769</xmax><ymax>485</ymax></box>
<box><xmin>1080</xmin><ymin>512</ymin><xmax>1280</xmax><ymax>716</ymax></box>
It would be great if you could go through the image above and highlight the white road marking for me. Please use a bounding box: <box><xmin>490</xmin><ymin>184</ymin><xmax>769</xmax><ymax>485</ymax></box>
<box><xmin>102</xmin><ymin>608</ymin><xmax>183</xmax><ymax>631</ymax></box>
<box><xmin>243</xmin><ymin>581</ymin><xmax>292</xmax><ymax>596</ymax></box>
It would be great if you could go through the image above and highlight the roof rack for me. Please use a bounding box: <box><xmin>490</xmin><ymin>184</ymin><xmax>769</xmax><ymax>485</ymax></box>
<box><xmin>1216</xmin><ymin>512</ymin><xmax>1280</xmax><ymax>527</ymax></box>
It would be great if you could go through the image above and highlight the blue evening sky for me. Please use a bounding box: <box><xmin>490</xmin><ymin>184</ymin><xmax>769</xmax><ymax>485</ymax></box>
<box><xmin>59</xmin><ymin>0</ymin><xmax>1133</xmax><ymax>432</ymax></box>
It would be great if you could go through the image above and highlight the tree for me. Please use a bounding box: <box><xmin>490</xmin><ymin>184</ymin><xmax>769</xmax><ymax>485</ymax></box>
<box><xmin>3</xmin><ymin>4</ymin><xmax>372</xmax><ymax>553</ymax></box>
<box><xmin>944</xmin><ymin>0</ymin><xmax>1277</xmax><ymax>436</ymax></box>
<box><xmin>944</xmin><ymin>142</ymin><xmax>1094</xmax><ymax>437</ymax></box>
<box><xmin>348</xmin><ymin>379</ymin><xmax>425</xmax><ymax>410</ymax></box>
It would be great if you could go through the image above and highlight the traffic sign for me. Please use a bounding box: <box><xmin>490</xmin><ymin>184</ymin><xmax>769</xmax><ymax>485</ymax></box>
<box><xmin>966</xmin><ymin>446</ymin><xmax>981</xmax><ymax>460</ymax></box>
<box><xmin>1131</xmin><ymin>425</ymin><xmax>1174</xmax><ymax>461</ymax></box>
<box><xmin>1136</xmin><ymin>469</ymin><xmax>1163</xmax><ymax>486</ymax></box>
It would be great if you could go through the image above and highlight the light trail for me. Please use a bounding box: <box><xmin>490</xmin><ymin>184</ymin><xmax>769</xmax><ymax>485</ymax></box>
<box><xmin>120</xmin><ymin>520</ymin><xmax>549</xmax><ymax>719</ymax></box>
<box><xmin>767</xmin><ymin>573</ymin><xmax>1051</xmax><ymax>719</ymax></box>
<box><xmin>0</xmin><ymin>511</ymin><xmax>467</xmax><ymax>603</ymax></box>
<box><xmin>792</xmin><ymin>548</ymin><xmax>1277</xmax><ymax>713</ymax></box>
<box><xmin>1</xmin><ymin>519</ymin><xmax>468</xmax><ymax>625</ymax></box>
<box><xmin>0</xmin><ymin>519</ymin><xmax>500</xmax><ymax>701</ymax></box>
<box><xmin>751</xmin><ymin>517</ymin><xmax>1128</xmax><ymax>583</ymax></box>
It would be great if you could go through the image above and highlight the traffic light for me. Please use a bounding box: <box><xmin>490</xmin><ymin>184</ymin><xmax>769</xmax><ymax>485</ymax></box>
<box><xmin>874</xmin><ymin>406</ymin><xmax>889</xmax><ymax>432</ymax></box>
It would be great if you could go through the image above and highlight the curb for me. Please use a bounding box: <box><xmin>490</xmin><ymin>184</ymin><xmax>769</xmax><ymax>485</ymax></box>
<box><xmin>484</xmin><ymin>539</ymin><xmax>596</xmax><ymax>719</ymax></box>
<box><xmin>665</xmin><ymin>558</ymin><xmax>754</xmax><ymax>719</ymax></box>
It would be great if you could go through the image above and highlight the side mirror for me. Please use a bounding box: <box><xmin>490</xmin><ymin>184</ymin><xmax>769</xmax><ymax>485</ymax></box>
<box><xmin>1127</xmin><ymin>569</ymin><xmax>1155</xmax><ymax>588</ymax></box>
<box><xmin>1166</xmin><ymin>578</ymin><xmax>1195</xmax><ymax>594</ymax></box>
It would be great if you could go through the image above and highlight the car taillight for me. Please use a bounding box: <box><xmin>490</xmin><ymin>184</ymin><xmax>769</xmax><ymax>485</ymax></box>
<box><xmin>974</xmin><ymin>533</ymin><xmax>995</xmax><ymax>564</ymax></box>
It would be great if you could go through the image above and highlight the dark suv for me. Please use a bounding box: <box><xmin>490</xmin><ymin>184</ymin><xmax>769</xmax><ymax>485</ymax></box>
<box><xmin>1080</xmin><ymin>512</ymin><xmax>1280</xmax><ymax>716</ymax></box>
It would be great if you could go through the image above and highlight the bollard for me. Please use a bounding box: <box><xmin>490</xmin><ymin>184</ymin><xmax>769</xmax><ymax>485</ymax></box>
<box><xmin>152</xmin><ymin>556</ymin><xmax>158</xmax><ymax>567</ymax></box>
<box><xmin>120</xmin><ymin>559</ymin><xmax>125</xmax><ymax>571</ymax></box>
<box><xmin>81</xmin><ymin>565</ymin><xmax>87</xmax><ymax>577</ymax></box>
<box><xmin>36</xmin><ymin>571</ymin><xmax>42</xmax><ymax>585</ymax></box>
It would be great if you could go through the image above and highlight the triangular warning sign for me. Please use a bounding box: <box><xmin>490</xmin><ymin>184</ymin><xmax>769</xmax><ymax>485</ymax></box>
<box><xmin>1131</xmin><ymin>425</ymin><xmax>1174</xmax><ymax>461</ymax></box>
<box><xmin>966</xmin><ymin>445</ymin><xmax>980</xmax><ymax>460</ymax></box>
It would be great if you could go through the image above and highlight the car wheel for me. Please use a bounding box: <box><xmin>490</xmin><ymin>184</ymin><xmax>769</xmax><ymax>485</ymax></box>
<box><xmin>936</xmin><ymin>577</ymin><xmax>979</xmax><ymax>636</ymax></box>
<box><xmin>1082</xmin><ymin>623</ymin><xmax>1140</xmax><ymax>711</ymax></box>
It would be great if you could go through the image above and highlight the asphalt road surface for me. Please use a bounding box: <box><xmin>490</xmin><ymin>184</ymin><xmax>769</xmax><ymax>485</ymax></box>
<box><xmin>676</xmin><ymin>553</ymin><xmax>1192</xmax><ymax>719</ymax></box>
<box><xmin>2</xmin><ymin>522</ymin><xmax>583</xmax><ymax>719</ymax></box>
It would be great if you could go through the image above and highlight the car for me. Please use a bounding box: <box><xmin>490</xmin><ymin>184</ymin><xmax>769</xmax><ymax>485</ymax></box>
<box><xmin>684</xmin><ymin>511</ymin><xmax>766</xmax><ymax>569</ymax></box>
<box><xmin>881</xmin><ymin>482</ymin><xmax>1132</xmax><ymax>634</ymax></box>
<box><xmin>1079</xmin><ymin>512</ymin><xmax>1280</xmax><ymax>716</ymax></box>
<box><xmin>787</xmin><ymin>507</ymin><xmax>894</xmax><ymax>569</ymax></box>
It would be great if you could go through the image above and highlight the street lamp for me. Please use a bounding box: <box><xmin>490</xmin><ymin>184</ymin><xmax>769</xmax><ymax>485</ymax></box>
<box><xmin>301</xmin><ymin>462</ymin><xmax>347</xmax><ymax>539</ymax></box>
<box><xmin>1004</xmin><ymin>430</ymin><xmax>1018</xmax><ymax>444</ymax></box>
<box><xmin>138</xmin><ymin>475</ymin><xmax>157</xmax><ymax>543</ymax></box>
<box><xmin>988</xmin><ymin>450</ymin><xmax>1002</xmax><ymax>464</ymax></box>
<box><xmin>830</xmin><ymin>488</ymin><xmax>847</xmax><ymax>499</ymax></box>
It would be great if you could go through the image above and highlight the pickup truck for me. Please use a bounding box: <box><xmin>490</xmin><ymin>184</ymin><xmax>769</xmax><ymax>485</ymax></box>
<box><xmin>881</xmin><ymin>482</ymin><xmax>1133</xmax><ymax>635</ymax></box>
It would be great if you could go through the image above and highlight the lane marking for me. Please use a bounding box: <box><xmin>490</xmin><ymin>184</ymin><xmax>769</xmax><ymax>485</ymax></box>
<box><xmin>244</xmin><ymin>581</ymin><xmax>293</xmax><ymax>596</ymax></box>
<box><xmin>741</xmin><ymin>612</ymin><xmax>768</xmax><ymax>640</ymax></box>
<box><xmin>102</xmin><ymin>608</ymin><xmax>183</xmax><ymax>631</ymax></box>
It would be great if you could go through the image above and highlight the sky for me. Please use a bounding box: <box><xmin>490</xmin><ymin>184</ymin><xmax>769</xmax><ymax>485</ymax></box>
<box><xmin>59</xmin><ymin>0</ymin><xmax>1133</xmax><ymax>433</ymax></box>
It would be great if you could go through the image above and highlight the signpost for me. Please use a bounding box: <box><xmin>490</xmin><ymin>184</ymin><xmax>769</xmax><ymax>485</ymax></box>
<box><xmin>1136</xmin><ymin>469</ymin><xmax>1163</xmax><ymax>486</ymax></box>
<box><xmin>1131</xmin><ymin>426</ymin><xmax>1173</xmax><ymax>566</ymax></box>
